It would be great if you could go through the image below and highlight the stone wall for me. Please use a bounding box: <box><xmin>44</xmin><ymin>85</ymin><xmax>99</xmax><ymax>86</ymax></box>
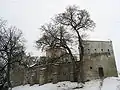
<box><xmin>10</xmin><ymin>40</ymin><xmax>118</xmax><ymax>86</ymax></box>
<box><xmin>82</xmin><ymin>40</ymin><xmax>118</xmax><ymax>81</ymax></box>
<box><xmin>10</xmin><ymin>65</ymin><xmax>25</xmax><ymax>87</ymax></box>
<box><xmin>27</xmin><ymin>63</ymin><xmax>74</xmax><ymax>85</ymax></box>
<box><xmin>46</xmin><ymin>47</ymin><xmax>67</xmax><ymax>58</ymax></box>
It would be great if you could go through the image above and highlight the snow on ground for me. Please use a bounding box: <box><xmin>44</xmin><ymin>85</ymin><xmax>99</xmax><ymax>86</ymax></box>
<box><xmin>12</xmin><ymin>77</ymin><xmax>120</xmax><ymax>90</ymax></box>
<box><xmin>101</xmin><ymin>77</ymin><xmax>120</xmax><ymax>90</ymax></box>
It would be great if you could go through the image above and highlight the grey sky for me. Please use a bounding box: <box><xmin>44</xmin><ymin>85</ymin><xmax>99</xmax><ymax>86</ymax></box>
<box><xmin>0</xmin><ymin>0</ymin><xmax>120</xmax><ymax>70</ymax></box>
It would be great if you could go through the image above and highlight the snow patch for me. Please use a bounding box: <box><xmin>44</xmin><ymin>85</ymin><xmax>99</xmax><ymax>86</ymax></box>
<box><xmin>12</xmin><ymin>77</ymin><xmax>120</xmax><ymax>90</ymax></box>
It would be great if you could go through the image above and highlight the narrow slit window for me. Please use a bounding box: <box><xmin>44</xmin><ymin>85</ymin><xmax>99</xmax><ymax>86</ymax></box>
<box><xmin>90</xmin><ymin>67</ymin><xmax>92</xmax><ymax>69</ymax></box>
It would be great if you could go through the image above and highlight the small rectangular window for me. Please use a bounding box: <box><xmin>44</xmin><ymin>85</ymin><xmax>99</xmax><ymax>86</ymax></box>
<box><xmin>90</xmin><ymin>67</ymin><xmax>92</xmax><ymax>69</ymax></box>
<box><xmin>101</xmin><ymin>49</ymin><xmax>103</xmax><ymax>51</ymax></box>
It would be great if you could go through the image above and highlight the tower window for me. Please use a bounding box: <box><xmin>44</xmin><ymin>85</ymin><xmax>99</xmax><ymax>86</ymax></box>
<box><xmin>95</xmin><ymin>49</ymin><xmax>96</xmax><ymax>51</ymax></box>
<box><xmin>90</xmin><ymin>67</ymin><xmax>92</xmax><ymax>69</ymax></box>
<box><xmin>108</xmin><ymin>49</ymin><xmax>110</xmax><ymax>51</ymax></box>
<box><xmin>101</xmin><ymin>49</ymin><xmax>103</xmax><ymax>51</ymax></box>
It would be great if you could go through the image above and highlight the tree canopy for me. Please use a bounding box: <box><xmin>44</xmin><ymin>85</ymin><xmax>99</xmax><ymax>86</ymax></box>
<box><xmin>36</xmin><ymin>5</ymin><xmax>95</xmax><ymax>83</ymax></box>
<box><xmin>0</xmin><ymin>18</ymin><xmax>25</xmax><ymax>89</ymax></box>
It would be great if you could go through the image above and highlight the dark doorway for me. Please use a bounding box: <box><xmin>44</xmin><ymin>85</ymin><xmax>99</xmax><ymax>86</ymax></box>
<box><xmin>98</xmin><ymin>67</ymin><xmax>104</xmax><ymax>78</ymax></box>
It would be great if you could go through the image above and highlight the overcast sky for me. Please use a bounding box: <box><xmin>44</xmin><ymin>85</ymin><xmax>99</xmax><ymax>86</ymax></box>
<box><xmin>0</xmin><ymin>0</ymin><xmax>120</xmax><ymax>70</ymax></box>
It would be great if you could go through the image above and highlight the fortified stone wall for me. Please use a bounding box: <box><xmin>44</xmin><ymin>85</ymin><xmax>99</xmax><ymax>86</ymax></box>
<box><xmin>46</xmin><ymin>47</ymin><xmax>67</xmax><ymax>58</ymax></box>
<box><xmin>10</xmin><ymin>40</ymin><xmax>118</xmax><ymax>87</ymax></box>
<box><xmin>82</xmin><ymin>40</ymin><xmax>118</xmax><ymax>81</ymax></box>
<box><xmin>26</xmin><ymin>62</ymin><xmax>74</xmax><ymax>85</ymax></box>
<box><xmin>10</xmin><ymin>65</ymin><xmax>25</xmax><ymax>86</ymax></box>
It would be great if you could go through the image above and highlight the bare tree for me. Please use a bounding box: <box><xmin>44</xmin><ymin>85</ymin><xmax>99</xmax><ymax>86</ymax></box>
<box><xmin>54</xmin><ymin>5</ymin><xmax>95</xmax><ymax>82</ymax></box>
<box><xmin>36</xmin><ymin>23</ymin><xmax>79</xmax><ymax>81</ymax></box>
<box><xmin>36</xmin><ymin>23</ymin><xmax>59</xmax><ymax>51</ymax></box>
<box><xmin>0</xmin><ymin>19</ymin><xmax>25</xmax><ymax>89</ymax></box>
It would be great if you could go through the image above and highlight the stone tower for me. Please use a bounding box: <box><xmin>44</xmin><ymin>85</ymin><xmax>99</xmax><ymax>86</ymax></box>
<box><xmin>82</xmin><ymin>40</ymin><xmax>118</xmax><ymax>81</ymax></box>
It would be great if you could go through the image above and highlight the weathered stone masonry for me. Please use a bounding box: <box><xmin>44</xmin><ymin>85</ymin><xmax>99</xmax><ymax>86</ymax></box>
<box><xmin>10</xmin><ymin>40</ymin><xmax>118</xmax><ymax>86</ymax></box>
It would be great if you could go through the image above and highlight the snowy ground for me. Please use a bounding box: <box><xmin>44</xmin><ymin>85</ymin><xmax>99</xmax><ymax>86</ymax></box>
<box><xmin>12</xmin><ymin>77</ymin><xmax>120</xmax><ymax>90</ymax></box>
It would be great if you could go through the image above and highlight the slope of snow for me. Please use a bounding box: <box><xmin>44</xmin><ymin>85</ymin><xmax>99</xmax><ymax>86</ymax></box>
<box><xmin>101</xmin><ymin>77</ymin><xmax>120</xmax><ymax>90</ymax></box>
<box><xmin>12</xmin><ymin>77</ymin><xmax>120</xmax><ymax>90</ymax></box>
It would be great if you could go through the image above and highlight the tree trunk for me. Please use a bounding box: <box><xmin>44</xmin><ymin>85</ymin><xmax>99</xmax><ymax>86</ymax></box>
<box><xmin>75</xmin><ymin>30</ymin><xmax>84</xmax><ymax>83</ymax></box>
<box><xmin>7</xmin><ymin>58</ymin><xmax>11</xmax><ymax>88</ymax></box>
<box><xmin>63</xmin><ymin>45</ymin><xmax>77</xmax><ymax>82</ymax></box>
<box><xmin>79</xmin><ymin>45</ymin><xmax>84</xmax><ymax>83</ymax></box>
